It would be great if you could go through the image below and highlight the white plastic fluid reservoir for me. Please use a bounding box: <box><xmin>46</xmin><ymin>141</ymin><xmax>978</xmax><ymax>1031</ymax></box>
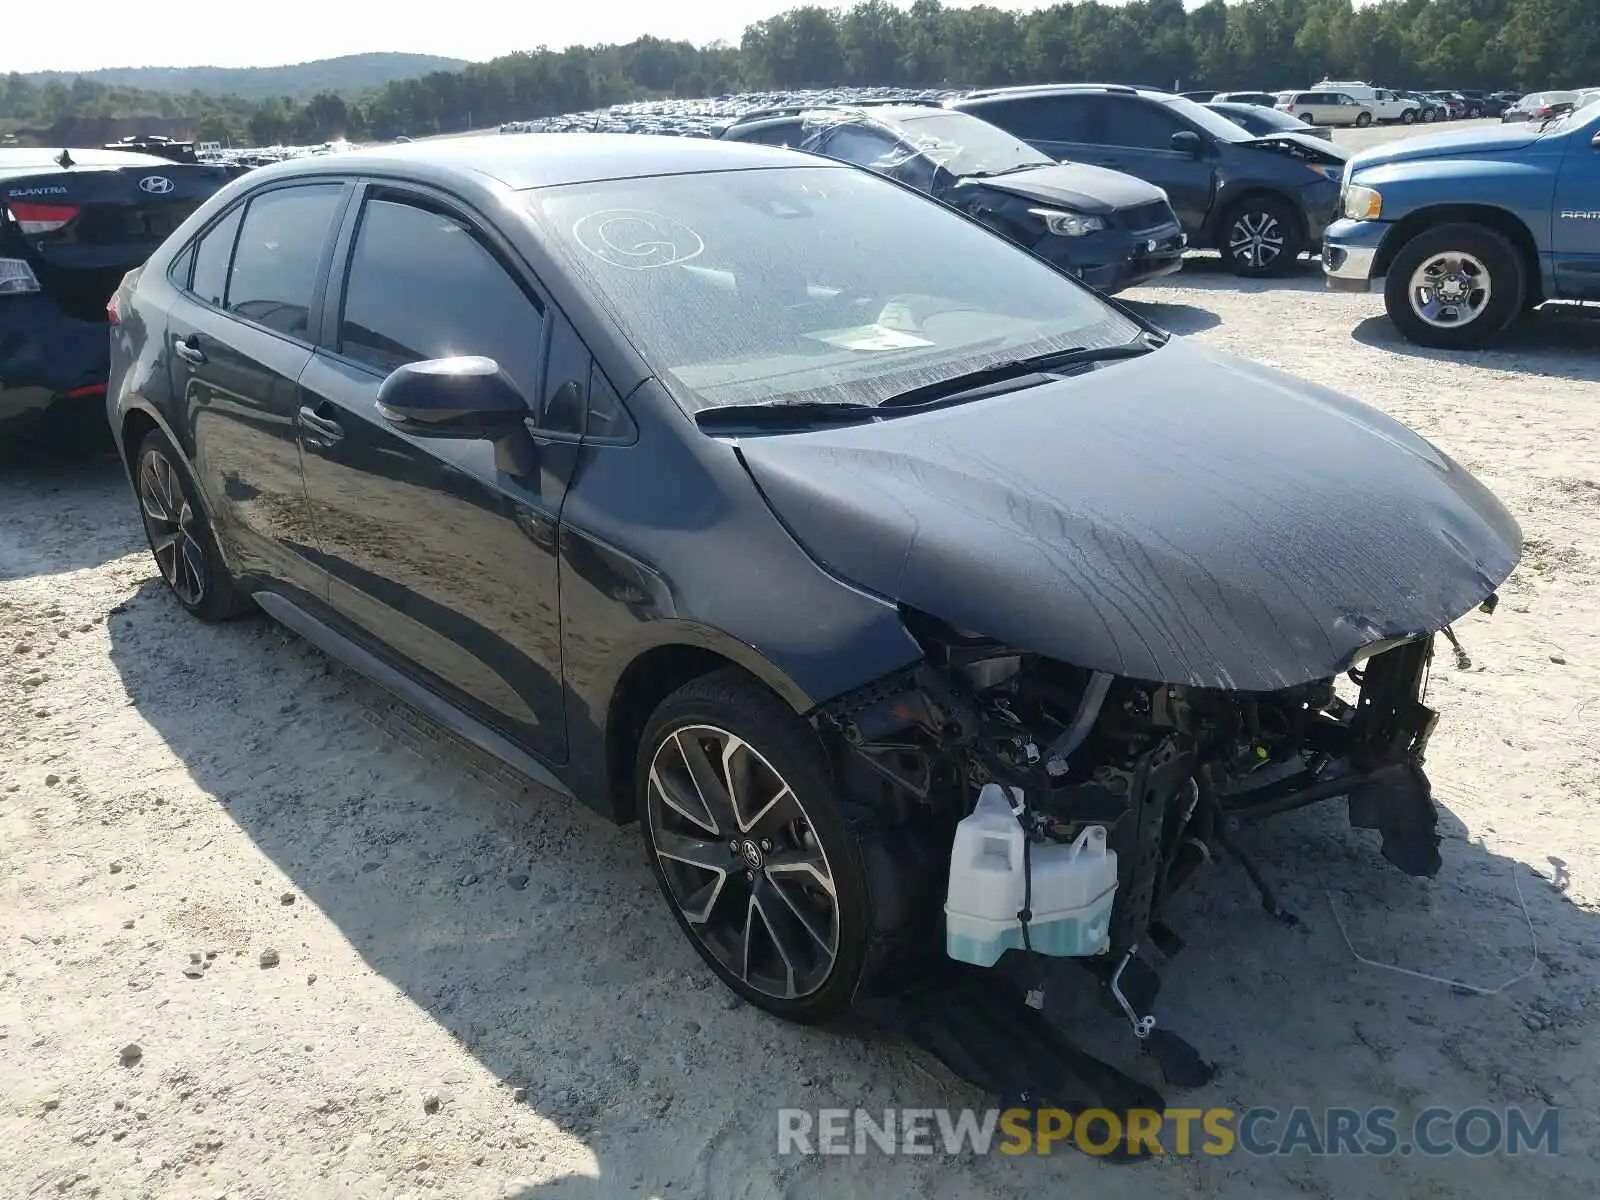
<box><xmin>945</xmin><ymin>783</ymin><xmax>1119</xmax><ymax>967</ymax></box>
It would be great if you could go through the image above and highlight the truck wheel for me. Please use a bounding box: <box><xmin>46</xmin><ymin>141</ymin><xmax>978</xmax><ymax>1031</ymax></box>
<box><xmin>1401</xmin><ymin>108</ymin><xmax>1416</xmax><ymax>125</ymax></box>
<box><xmin>1221</xmin><ymin>195</ymin><xmax>1303</xmax><ymax>277</ymax></box>
<box><xmin>1356</xmin><ymin>111</ymin><xmax>1373</xmax><ymax>127</ymax></box>
<box><xmin>1383</xmin><ymin>223</ymin><xmax>1525</xmax><ymax>350</ymax></box>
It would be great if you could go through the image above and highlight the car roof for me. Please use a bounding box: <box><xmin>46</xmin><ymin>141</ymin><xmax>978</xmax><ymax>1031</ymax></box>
<box><xmin>956</xmin><ymin>83</ymin><xmax>1169</xmax><ymax>103</ymax></box>
<box><xmin>234</xmin><ymin>132</ymin><xmax>832</xmax><ymax>192</ymax></box>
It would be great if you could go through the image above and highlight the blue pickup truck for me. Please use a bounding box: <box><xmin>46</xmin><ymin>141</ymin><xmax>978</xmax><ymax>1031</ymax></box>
<box><xmin>1323</xmin><ymin>100</ymin><xmax>1600</xmax><ymax>348</ymax></box>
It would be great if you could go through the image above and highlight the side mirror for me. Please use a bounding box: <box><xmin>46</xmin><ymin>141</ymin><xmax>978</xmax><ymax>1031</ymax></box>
<box><xmin>1170</xmin><ymin>130</ymin><xmax>1205</xmax><ymax>157</ymax></box>
<box><xmin>376</xmin><ymin>356</ymin><xmax>528</xmax><ymax>439</ymax></box>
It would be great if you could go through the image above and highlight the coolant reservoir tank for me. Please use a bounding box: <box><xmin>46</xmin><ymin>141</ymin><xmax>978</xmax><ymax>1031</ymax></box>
<box><xmin>945</xmin><ymin>783</ymin><xmax>1118</xmax><ymax>966</ymax></box>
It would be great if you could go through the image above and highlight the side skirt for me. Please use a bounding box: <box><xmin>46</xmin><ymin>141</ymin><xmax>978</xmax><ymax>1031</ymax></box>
<box><xmin>251</xmin><ymin>590</ymin><xmax>576</xmax><ymax>803</ymax></box>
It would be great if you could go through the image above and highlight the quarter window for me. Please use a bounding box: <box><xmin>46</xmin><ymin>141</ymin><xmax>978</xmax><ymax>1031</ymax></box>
<box><xmin>226</xmin><ymin>185</ymin><xmax>343</xmax><ymax>338</ymax></box>
<box><xmin>188</xmin><ymin>205</ymin><xmax>242</xmax><ymax>307</ymax></box>
<box><xmin>338</xmin><ymin>196</ymin><xmax>545</xmax><ymax>403</ymax></box>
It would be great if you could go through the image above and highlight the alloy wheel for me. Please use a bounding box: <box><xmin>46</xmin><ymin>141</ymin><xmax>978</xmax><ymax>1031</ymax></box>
<box><xmin>1408</xmin><ymin>251</ymin><xmax>1492</xmax><ymax>329</ymax></box>
<box><xmin>1229</xmin><ymin>210</ymin><xmax>1286</xmax><ymax>271</ymax></box>
<box><xmin>646</xmin><ymin>724</ymin><xmax>840</xmax><ymax>1000</ymax></box>
<box><xmin>138</xmin><ymin>449</ymin><xmax>207</xmax><ymax>606</ymax></box>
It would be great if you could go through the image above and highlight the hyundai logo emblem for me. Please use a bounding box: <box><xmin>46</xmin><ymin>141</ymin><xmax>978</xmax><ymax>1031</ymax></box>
<box><xmin>138</xmin><ymin>176</ymin><xmax>175</xmax><ymax>195</ymax></box>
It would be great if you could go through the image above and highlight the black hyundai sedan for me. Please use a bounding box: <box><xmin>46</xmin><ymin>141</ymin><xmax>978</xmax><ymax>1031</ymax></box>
<box><xmin>720</xmin><ymin>103</ymin><xmax>1185</xmax><ymax>294</ymax></box>
<box><xmin>109</xmin><ymin>135</ymin><xmax>1519</xmax><ymax>1028</ymax></box>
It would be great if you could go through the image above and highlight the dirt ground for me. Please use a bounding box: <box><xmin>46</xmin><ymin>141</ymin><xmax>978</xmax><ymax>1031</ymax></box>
<box><xmin>3</xmin><ymin>119</ymin><xmax>1598</xmax><ymax>1199</ymax></box>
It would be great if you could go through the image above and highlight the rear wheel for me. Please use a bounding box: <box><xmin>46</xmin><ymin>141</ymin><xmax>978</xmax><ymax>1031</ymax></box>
<box><xmin>1422</xmin><ymin>108</ymin><xmax>1438</xmax><ymax>123</ymax></box>
<box><xmin>1221</xmin><ymin>194</ymin><xmax>1303</xmax><ymax>278</ymax></box>
<box><xmin>1356</xmin><ymin>111</ymin><xmax>1373</xmax><ymax>127</ymax></box>
<box><xmin>134</xmin><ymin>429</ymin><xmax>251</xmax><ymax>621</ymax></box>
<box><xmin>1299</xmin><ymin>112</ymin><xmax>1315</xmax><ymax>125</ymax></box>
<box><xmin>1383</xmin><ymin>223</ymin><xmax>1525</xmax><ymax>349</ymax></box>
<box><xmin>638</xmin><ymin>671</ymin><xmax>875</xmax><ymax>1023</ymax></box>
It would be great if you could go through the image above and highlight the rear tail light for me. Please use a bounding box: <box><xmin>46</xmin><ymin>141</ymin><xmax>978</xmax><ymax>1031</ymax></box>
<box><xmin>0</xmin><ymin>257</ymin><xmax>41</xmax><ymax>295</ymax></box>
<box><xmin>106</xmin><ymin>292</ymin><xmax>122</xmax><ymax>325</ymax></box>
<box><xmin>7</xmin><ymin>201</ymin><xmax>82</xmax><ymax>235</ymax></box>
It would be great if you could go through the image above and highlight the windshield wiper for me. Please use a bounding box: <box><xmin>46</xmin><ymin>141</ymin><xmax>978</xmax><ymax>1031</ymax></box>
<box><xmin>877</xmin><ymin>336</ymin><xmax>1163</xmax><ymax>411</ymax></box>
<box><xmin>695</xmin><ymin>400</ymin><xmax>878</xmax><ymax>431</ymax></box>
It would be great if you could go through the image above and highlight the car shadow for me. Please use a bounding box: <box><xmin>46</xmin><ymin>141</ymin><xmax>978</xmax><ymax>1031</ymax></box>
<box><xmin>1172</xmin><ymin>252</ymin><xmax>1329</xmax><ymax>293</ymax></box>
<box><xmin>1352</xmin><ymin>303</ymin><xmax>1600</xmax><ymax>385</ymax></box>
<box><xmin>0</xmin><ymin>447</ymin><xmax>140</xmax><ymax>581</ymax></box>
<box><xmin>102</xmin><ymin>577</ymin><xmax>1594</xmax><ymax>1196</ymax></box>
<box><xmin>1119</xmin><ymin>298</ymin><xmax>1222</xmax><ymax>336</ymax></box>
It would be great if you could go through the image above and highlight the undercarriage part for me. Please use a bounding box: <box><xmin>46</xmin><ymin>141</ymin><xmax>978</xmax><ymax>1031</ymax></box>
<box><xmin>860</xmin><ymin>963</ymin><xmax>1170</xmax><ymax>1163</ymax></box>
<box><xmin>1108</xmin><ymin>946</ymin><xmax>1156</xmax><ymax>1039</ymax></box>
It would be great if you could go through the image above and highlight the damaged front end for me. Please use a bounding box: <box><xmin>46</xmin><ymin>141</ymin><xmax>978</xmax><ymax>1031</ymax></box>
<box><xmin>819</xmin><ymin>604</ymin><xmax>1470</xmax><ymax>1054</ymax></box>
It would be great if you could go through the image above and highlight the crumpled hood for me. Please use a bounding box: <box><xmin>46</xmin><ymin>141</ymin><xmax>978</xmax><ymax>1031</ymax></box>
<box><xmin>736</xmin><ymin>341</ymin><xmax>1521</xmax><ymax>691</ymax></box>
<box><xmin>955</xmin><ymin>161</ymin><xmax>1169</xmax><ymax>215</ymax></box>
<box><xmin>1244</xmin><ymin>132</ymin><xmax>1350</xmax><ymax>163</ymax></box>
<box><xmin>1350</xmin><ymin>123</ymin><xmax>1540</xmax><ymax>169</ymax></box>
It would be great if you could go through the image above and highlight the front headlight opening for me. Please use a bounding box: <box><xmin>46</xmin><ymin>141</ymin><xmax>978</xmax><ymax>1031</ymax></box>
<box><xmin>1343</xmin><ymin>184</ymin><xmax>1382</xmax><ymax>221</ymax></box>
<box><xmin>1028</xmin><ymin>207</ymin><xmax>1106</xmax><ymax>237</ymax></box>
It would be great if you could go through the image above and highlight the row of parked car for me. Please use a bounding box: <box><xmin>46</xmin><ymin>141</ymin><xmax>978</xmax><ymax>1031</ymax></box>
<box><xmin>6</xmin><ymin>78</ymin><xmax>1597</xmax><ymax>443</ymax></box>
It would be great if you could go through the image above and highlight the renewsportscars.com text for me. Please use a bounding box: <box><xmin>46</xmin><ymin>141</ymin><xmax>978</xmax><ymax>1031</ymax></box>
<box><xmin>777</xmin><ymin>1106</ymin><xmax>1560</xmax><ymax>1157</ymax></box>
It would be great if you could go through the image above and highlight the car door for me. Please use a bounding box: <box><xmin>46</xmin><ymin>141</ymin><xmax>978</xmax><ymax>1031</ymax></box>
<box><xmin>164</xmin><ymin>181</ymin><xmax>350</xmax><ymax>596</ymax></box>
<box><xmin>296</xmin><ymin>185</ymin><xmax>579</xmax><ymax>761</ymax></box>
<box><xmin>1091</xmin><ymin>96</ymin><xmax>1216</xmax><ymax>232</ymax></box>
<box><xmin>1551</xmin><ymin>123</ymin><xmax>1600</xmax><ymax>299</ymax></box>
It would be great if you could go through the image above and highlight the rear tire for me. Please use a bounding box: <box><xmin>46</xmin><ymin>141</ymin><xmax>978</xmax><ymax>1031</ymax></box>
<box><xmin>1356</xmin><ymin>111</ymin><xmax>1373</xmax><ymax>127</ymax></box>
<box><xmin>134</xmin><ymin>429</ymin><xmax>252</xmax><ymax>621</ymax></box>
<box><xmin>1220</xmin><ymin>194</ymin><xmax>1304</xmax><ymax>278</ymax></box>
<box><xmin>1299</xmin><ymin>112</ymin><xmax>1315</xmax><ymax>125</ymax></box>
<box><xmin>637</xmin><ymin>670</ymin><xmax>878</xmax><ymax>1024</ymax></box>
<box><xmin>1383</xmin><ymin>223</ymin><xmax>1526</xmax><ymax>350</ymax></box>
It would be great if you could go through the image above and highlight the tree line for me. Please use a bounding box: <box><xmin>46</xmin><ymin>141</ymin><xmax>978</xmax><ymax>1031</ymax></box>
<box><xmin>3</xmin><ymin>0</ymin><xmax>1598</xmax><ymax>147</ymax></box>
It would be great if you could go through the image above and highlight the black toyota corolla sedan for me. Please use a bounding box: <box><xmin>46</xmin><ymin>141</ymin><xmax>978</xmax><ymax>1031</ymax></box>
<box><xmin>108</xmin><ymin>135</ymin><xmax>1519</xmax><ymax>1028</ymax></box>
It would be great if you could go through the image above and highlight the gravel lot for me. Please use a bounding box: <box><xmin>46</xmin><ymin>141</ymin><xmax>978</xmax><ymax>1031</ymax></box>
<box><xmin>2</xmin><ymin>120</ymin><xmax>1597</xmax><ymax>1199</ymax></box>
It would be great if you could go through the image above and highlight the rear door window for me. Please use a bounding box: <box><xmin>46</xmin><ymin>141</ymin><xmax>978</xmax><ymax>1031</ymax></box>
<box><xmin>979</xmin><ymin>95</ymin><xmax>1097</xmax><ymax>144</ymax></box>
<box><xmin>226</xmin><ymin>185</ymin><xmax>343</xmax><ymax>338</ymax></box>
<box><xmin>819</xmin><ymin>125</ymin><xmax>904</xmax><ymax>170</ymax></box>
<box><xmin>188</xmin><ymin>206</ymin><xmax>243</xmax><ymax>307</ymax></box>
<box><xmin>1101</xmin><ymin>98</ymin><xmax>1186</xmax><ymax>150</ymax></box>
<box><xmin>337</xmin><ymin>195</ymin><xmax>546</xmax><ymax>404</ymax></box>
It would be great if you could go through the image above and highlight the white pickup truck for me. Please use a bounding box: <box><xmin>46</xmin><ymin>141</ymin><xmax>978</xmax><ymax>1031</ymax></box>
<box><xmin>1314</xmin><ymin>82</ymin><xmax>1422</xmax><ymax>124</ymax></box>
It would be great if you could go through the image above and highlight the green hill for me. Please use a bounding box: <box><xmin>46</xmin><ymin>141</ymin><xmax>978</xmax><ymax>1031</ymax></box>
<box><xmin>20</xmin><ymin>53</ymin><xmax>470</xmax><ymax>99</ymax></box>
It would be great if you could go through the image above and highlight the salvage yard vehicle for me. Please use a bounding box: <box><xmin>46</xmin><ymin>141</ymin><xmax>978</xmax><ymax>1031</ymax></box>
<box><xmin>108</xmin><ymin>135</ymin><xmax>1519</xmax><ymax>1109</ymax></box>
<box><xmin>1323</xmin><ymin>100</ymin><xmax>1600</xmax><ymax>348</ymax></box>
<box><xmin>719</xmin><ymin>102</ymin><xmax>1186</xmax><ymax>294</ymax></box>
<box><xmin>951</xmin><ymin>84</ymin><xmax>1349</xmax><ymax>277</ymax></box>
<box><xmin>1277</xmin><ymin>90</ymin><xmax>1376</xmax><ymax>126</ymax></box>
<box><xmin>2</xmin><ymin>147</ymin><xmax>231</xmax><ymax>441</ymax></box>
<box><xmin>1312</xmin><ymin>81</ymin><xmax>1422</xmax><ymax>124</ymax></box>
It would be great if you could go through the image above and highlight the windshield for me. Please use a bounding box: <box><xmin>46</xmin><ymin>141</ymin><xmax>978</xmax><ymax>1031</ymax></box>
<box><xmin>1159</xmin><ymin>95</ymin><xmax>1253</xmax><ymax>143</ymax></box>
<box><xmin>891</xmin><ymin>111</ymin><xmax>1053</xmax><ymax>176</ymax></box>
<box><xmin>531</xmin><ymin>165</ymin><xmax>1136</xmax><ymax>413</ymax></box>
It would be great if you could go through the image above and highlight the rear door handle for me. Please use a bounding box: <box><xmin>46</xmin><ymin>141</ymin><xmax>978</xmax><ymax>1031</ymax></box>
<box><xmin>298</xmin><ymin>405</ymin><xmax>344</xmax><ymax>448</ymax></box>
<box><xmin>173</xmin><ymin>336</ymin><xmax>206</xmax><ymax>367</ymax></box>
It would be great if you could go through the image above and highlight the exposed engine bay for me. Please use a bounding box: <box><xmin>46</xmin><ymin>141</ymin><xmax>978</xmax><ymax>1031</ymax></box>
<box><xmin>819</xmin><ymin>603</ymin><xmax>1471</xmax><ymax>1054</ymax></box>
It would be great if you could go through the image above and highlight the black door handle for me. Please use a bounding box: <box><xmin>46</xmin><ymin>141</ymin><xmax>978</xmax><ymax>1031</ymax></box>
<box><xmin>173</xmin><ymin>335</ymin><xmax>206</xmax><ymax>367</ymax></box>
<box><xmin>298</xmin><ymin>405</ymin><xmax>344</xmax><ymax>447</ymax></box>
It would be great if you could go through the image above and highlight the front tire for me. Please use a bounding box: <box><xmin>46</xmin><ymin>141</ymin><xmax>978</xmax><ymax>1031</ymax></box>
<box><xmin>638</xmin><ymin>670</ymin><xmax>874</xmax><ymax>1023</ymax></box>
<box><xmin>1221</xmin><ymin>194</ymin><xmax>1304</xmax><ymax>278</ymax></box>
<box><xmin>1401</xmin><ymin>108</ymin><xmax>1417</xmax><ymax>125</ymax></box>
<box><xmin>134</xmin><ymin>429</ymin><xmax>252</xmax><ymax>621</ymax></box>
<box><xmin>1422</xmin><ymin>108</ymin><xmax>1438</xmax><ymax>123</ymax></box>
<box><xmin>1383</xmin><ymin>222</ymin><xmax>1526</xmax><ymax>350</ymax></box>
